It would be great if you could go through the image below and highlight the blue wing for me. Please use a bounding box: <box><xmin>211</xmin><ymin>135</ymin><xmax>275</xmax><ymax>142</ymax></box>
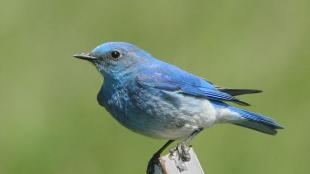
<box><xmin>135</xmin><ymin>61</ymin><xmax>249</xmax><ymax>106</ymax></box>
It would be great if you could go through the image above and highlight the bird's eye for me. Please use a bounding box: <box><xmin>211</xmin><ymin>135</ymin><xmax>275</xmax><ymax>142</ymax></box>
<box><xmin>111</xmin><ymin>50</ymin><xmax>121</xmax><ymax>59</ymax></box>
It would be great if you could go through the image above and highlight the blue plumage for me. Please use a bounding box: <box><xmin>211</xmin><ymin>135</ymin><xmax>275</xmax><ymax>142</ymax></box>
<box><xmin>227</xmin><ymin>106</ymin><xmax>283</xmax><ymax>135</ymax></box>
<box><xmin>136</xmin><ymin>61</ymin><xmax>249</xmax><ymax>106</ymax></box>
<box><xmin>74</xmin><ymin>42</ymin><xmax>283</xmax><ymax>139</ymax></box>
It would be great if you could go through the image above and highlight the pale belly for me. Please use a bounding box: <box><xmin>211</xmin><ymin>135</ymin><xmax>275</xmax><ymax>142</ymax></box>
<box><xmin>105</xmin><ymin>90</ymin><xmax>219</xmax><ymax>140</ymax></box>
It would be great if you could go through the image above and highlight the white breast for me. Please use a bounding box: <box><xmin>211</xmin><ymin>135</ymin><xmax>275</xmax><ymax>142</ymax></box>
<box><xmin>152</xmin><ymin>91</ymin><xmax>218</xmax><ymax>139</ymax></box>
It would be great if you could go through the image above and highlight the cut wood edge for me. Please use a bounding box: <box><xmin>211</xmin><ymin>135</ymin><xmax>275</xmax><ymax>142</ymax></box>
<box><xmin>152</xmin><ymin>148</ymin><xmax>205</xmax><ymax>174</ymax></box>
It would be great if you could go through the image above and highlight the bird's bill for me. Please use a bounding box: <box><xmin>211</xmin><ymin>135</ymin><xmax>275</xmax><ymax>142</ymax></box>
<box><xmin>73</xmin><ymin>53</ymin><xmax>97</xmax><ymax>61</ymax></box>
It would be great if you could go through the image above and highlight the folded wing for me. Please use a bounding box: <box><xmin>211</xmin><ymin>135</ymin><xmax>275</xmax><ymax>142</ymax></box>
<box><xmin>135</xmin><ymin>68</ymin><xmax>251</xmax><ymax>106</ymax></box>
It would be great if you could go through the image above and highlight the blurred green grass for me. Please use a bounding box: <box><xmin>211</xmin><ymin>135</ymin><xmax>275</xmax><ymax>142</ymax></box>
<box><xmin>0</xmin><ymin>0</ymin><xmax>309</xmax><ymax>173</ymax></box>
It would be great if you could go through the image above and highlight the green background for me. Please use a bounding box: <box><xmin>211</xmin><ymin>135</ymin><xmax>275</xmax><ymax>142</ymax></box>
<box><xmin>1</xmin><ymin>0</ymin><xmax>309</xmax><ymax>173</ymax></box>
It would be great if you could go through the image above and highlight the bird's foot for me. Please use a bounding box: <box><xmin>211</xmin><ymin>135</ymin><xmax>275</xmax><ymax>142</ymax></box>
<box><xmin>168</xmin><ymin>142</ymin><xmax>192</xmax><ymax>172</ymax></box>
<box><xmin>169</xmin><ymin>141</ymin><xmax>192</xmax><ymax>162</ymax></box>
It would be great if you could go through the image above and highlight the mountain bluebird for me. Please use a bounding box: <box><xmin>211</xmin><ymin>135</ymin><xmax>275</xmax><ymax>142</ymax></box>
<box><xmin>74</xmin><ymin>42</ymin><xmax>283</xmax><ymax>172</ymax></box>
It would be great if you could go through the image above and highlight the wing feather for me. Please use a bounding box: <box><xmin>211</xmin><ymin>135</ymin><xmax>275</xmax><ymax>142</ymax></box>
<box><xmin>136</xmin><ymin>69</ymin><xmax>250</xmax><ymax>106</ymax></box>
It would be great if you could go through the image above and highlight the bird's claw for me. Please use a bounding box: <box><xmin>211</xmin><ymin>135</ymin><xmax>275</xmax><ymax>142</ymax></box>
<box><xmin>169</xmin><ymin>142</ymin><xmax>191</xmax><ymax>162</ymax></box>
<box><xmin>168</xmin><ymin>142</ymin><xmax>192</xmax><ymax>172</ymax></box>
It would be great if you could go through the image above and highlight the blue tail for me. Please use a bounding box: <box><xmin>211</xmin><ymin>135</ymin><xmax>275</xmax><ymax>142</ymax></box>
<box><xmin>228</xmin><ymin>107</ymin><xmax>283</xmax><ymax>135</ymax></box>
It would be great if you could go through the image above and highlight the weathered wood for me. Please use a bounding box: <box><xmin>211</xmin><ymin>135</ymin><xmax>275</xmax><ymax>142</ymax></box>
<box><xmin>152</xmin><ymin>148</ymin><xmax>205</xmax><ymax>174</ymax></box>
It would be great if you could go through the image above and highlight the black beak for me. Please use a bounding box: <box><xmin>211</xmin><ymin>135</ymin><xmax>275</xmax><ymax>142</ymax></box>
<box><xmin>73</xmin><ymin>52</ymin><xmax>97</xmax><ymax>61</ymax></box>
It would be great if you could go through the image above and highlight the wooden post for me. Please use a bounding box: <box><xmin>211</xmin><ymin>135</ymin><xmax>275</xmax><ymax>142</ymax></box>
<box><xmin>151</xmin><ymin>148</ymin><xmax>205</xmax><ymax>174</ymax></box>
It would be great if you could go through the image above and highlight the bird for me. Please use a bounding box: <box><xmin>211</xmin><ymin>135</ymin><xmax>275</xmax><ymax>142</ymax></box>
<box><xmin>74</xmin><ymin>42</ymin><xmax>283</xmax><ymax>173</ymax></box>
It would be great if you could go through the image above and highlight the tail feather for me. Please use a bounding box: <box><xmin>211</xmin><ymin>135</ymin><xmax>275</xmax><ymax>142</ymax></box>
<box><xmin>228</xmin><ymin>107</ymin><xmax>283</xmax><ymax>135</ymax></box>
<box><xmin>232</xmin><ymin>120</ymin><xmax>278</xmax><ymax>135</ymax></box>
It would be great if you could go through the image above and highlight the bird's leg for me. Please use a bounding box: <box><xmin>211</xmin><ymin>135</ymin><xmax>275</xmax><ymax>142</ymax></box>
<box><xmin>147</xmin><ymin>140</ymin><xmax>174</xmax><ymax>174</ymax></box>
<box><xmin>184</xmin><ymin>127</ymin><xmax>204</xmax><ymax>145</ymax></box>
<box><xmin>170</xmin><ymin>128</ymin><xmax>204</xmax><ymax>162</ymax></box>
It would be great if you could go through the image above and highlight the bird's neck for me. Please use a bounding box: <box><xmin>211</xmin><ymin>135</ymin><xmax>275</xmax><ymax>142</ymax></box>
<box><xmin>97</xmin><ymin>72</ymin><xmax>130</xmax><ymax>109</ymax></box>
<box><xmin>102</xmin><ymin>70</ymin><xmax>131</xmax><ymax>86</ymax></box>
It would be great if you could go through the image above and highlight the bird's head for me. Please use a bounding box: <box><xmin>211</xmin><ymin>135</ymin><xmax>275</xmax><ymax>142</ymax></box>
<box><xmin>74</xmin><ymin>42</ymin><xmax>152</xmax><ymax>78</ymax></box>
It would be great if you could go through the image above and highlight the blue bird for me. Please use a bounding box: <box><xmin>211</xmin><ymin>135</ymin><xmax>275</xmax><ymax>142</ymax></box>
<box><xmin>74</xmin><ymin>42</ymin><xmax>283</xmax><ymax>172</ymax></box>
